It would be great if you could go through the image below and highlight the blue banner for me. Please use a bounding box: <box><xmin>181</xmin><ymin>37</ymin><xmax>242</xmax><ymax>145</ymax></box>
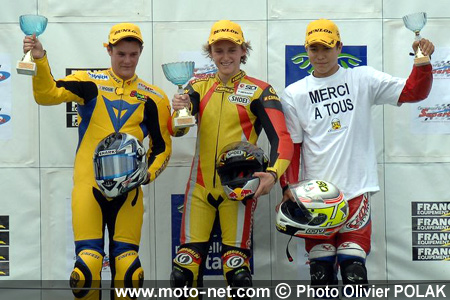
<box><xmin>285</xmin><ymin>45</ymin><xmax>367</xmax><ymax>87</ymax></box>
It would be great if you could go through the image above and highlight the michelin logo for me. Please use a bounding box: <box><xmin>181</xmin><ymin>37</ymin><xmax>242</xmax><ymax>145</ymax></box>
<box><xmin>228</xmin><ymin>94</ymin><xmax>250</xmax><ymax>106</ymax></box>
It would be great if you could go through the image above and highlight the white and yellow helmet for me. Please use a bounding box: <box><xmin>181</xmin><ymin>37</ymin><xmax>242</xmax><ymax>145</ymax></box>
<box><xmin>276</xmin><ymin>179</ymin><xmax>348</xmax><ymax>239</ymax></box>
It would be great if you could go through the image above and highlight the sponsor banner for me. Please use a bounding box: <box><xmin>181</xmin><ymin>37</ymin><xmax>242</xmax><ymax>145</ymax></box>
<box><xmin>0</xmin><ymin>54</ymin><xmax>12</xmax><ymax>140</ymax></box>
<box><xmin>179</xmin><ymin>51</ymin><xmax>218</xmax><ymax>79</ymax></box>
<box><xmin>411</xmin><ymin>48</ymin><xmax>450</xmax><ymax>134</ymax></box>
<box><xmin>65</xmin><ymin>68</ymin><xmax>107</xmax><ymax>128</ymax></box>
<box><xmin>285</xmin><ymin>45</ymin><xmax>367</xmax><ymax>87</ymax></box>
<box><xmin>411</xmin><ymin>201</ymin><xmax>450</xmax><ymax>261</ymax></box>
<box><xmin>171</xmin><ymin>194</ymin><xmax>253</xmax><ymax>276</ymax></box>
<box><xmin>413</xmin><ymin>247</ymin><xmax>450</xmax><ymax>261</ymax></box>
<box><xmin>412</xmin><ymin>202</ymin><xmax>450</xmax><ymax>216</ymax></box>
<box><xmin>0</xmin><ymin>215</ymin><xmax>9</xmax><ymax>276</ymax></box>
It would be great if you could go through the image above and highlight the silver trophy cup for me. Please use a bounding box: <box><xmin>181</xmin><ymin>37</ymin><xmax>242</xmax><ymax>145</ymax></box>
<box><xmin>162</xmin><ymin>61</ymin><xmax>196</xmax><ymax>128</ymax></box>
<box><xmin>403</xmin><ymin>12</ymin><xmax>430</xmax><ymax>66</ymax></box>
<box><xmin>17</xmin><ymin>14</ymin><xmax>48</xmax><ymax>75</ymax></box>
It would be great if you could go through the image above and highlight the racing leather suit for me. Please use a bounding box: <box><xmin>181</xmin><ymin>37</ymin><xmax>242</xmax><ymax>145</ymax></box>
<box><xmin>32</xmin><ymin>54</ymin><xmax>172</xmax><ymax>300</ymax></box>
<box><xmin>169</xmin><ymin>70</ymin><xmax>293</xmax><ymax>293</ymax></box>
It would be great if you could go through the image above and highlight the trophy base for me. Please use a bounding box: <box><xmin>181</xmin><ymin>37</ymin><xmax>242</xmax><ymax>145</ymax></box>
<box><xmin>414</xmin><ymin>55</ymin><xmax>430</xmax><ymax>66</ymax></box>
<box><xmin>16</xmin><ymin>61</ymin><xmax>37</xmax><ymax>76</ymax></box>
<box><xmin>174</xmin><ymin>116</ymin><xmax>196</xmax><ymax>129</ymax></box>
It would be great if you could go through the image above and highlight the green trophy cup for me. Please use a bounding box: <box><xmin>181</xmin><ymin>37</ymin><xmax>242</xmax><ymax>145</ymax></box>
<box><xmin>162</xmin><ymin>61</ymin><xmax>196</xmax><ymax>128</ymax></box>
<box><xmin>17</xmin><ymin>14</ymin><xmax>48</xmax><ymax>75</ymax></box>
<box><xmin>402</xmin><ymin>12</ymin><xmax>430</xmax><ymax>66</ymax></box>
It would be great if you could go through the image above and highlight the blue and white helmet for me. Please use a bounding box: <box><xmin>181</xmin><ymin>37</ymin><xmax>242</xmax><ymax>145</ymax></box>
<box><xmin>93</xmin><ymin>132</ymin><xmax>148</xmax><ymax>198</ymax></box>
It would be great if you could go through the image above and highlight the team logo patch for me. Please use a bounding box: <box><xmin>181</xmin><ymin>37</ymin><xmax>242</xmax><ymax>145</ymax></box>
<box><xmin>226</xmin><ymin>256</ymin><xmax>245</xmax><ymax>268</ymax></box>
<box><xmin>88</xmin><ymin>72</ymin><xmax>109</xmax><ymax>80</ymax></box>
<box><xmin>130</xmin><ymin>90</ymin><xmax>150</xmax><ymax>102</ymax></box>
<box><xmin>343</xmin><ymin>195</ymin><xmax>370</xmax><ymax>231</ymax></box>
<box><xmin>216</xmin><ymin>86</ymin><xmax>234</xmax><ymax>94</ymax></box>
<box><xmin>174</xmin><ymin>253</ymin><xmax>194</xmax><ymax>265</ymax></box>
<box><xmin>328</xmin><ymin>118</ymin><xmax>348</xmax><ymax>133</ymax></box>
<box><xmin>331</xmin><ymin>118</ymin><xmax>341</xmax><ymax>130</ymax></box>
<box><xmin>236</xmin><ymin>83</ymin><xmax>257</xmax><ymax>96</ymax></box>
<box><xmin>228</xmin><ymin>94</ymin><xmax>250</xmax><ymax>106</ymax></box>
<box><xmin>138</xmin><ymin>82</ymin><xmax>162</xmax><ymax>97</ymax></box>
<box><xmin>98</xmin><ymin>85</ymin><xmax>114</xmax><ymax>93</ymax></box>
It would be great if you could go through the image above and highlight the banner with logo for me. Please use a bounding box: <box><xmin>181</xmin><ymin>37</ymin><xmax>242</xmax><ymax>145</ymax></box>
<box><xmin>385</xmin><ymin>164</ymin><xmax>450</xmax><ymax>282</ymax></box>
<box><xmin>285</xmin><ymin>45</ymin><xmax>367</xmax><ymax>86</ymax></box>
<box><xmin>411</xmin><ymin>201</ymin><xmax>450</xmax><ymax>261</ymax></box>
<box><xmin>411</xmin><ymin>48</ymin><xmax>450</xmax><ymax>134</ymax></box>
<box><xmin>0</xmin><ymin>54</ymin><xmax>12</xmax><ymax>140</ymax></box>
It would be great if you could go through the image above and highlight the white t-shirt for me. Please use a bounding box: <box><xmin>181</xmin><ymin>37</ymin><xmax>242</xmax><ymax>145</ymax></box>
<box><xmin>282</xmin><ymin>66</ymin><xmax>406</xmax><ymax>200</ymax></box>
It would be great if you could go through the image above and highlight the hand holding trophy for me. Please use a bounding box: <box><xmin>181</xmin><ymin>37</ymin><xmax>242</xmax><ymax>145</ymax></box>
<box><xmin>162</xmin><ymin>62</ymin><xmax>196</xmax><ymax>128</ymax></box>
<box><xmin>17</xmin><ymin>14</ymin><xmax>48</xmax><ymax>75</ymax></box>
<box><xmin>402</xmin><ymin>12</ymin><xmax>430</xmax><ymax>66</ymax></box>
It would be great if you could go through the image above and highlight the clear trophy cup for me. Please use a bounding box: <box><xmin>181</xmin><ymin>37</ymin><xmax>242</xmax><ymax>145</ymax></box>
<box><xmin>402</xmin><ymin>12</ymin><xmax>430</xmax><ymax>66</ymax></box>
<box><xmin>17</xmin><ymin>14</ymin><xmax>48</xmax><ymax>75</ymax></box>
<box><xmin>162</xmin><ymin>61</ymin><xmax>196</xmax><ymax>128</ymax></box>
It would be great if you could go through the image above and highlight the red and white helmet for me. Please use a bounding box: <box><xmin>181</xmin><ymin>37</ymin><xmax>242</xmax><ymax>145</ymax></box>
<box><xmin>276</xmin><ymin>179</ymin><xmax>348</xmax><ymax>239</ymax></box>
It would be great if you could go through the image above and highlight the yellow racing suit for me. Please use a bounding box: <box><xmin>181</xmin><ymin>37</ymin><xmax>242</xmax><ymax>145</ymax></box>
<box><xmin>169</xmin><ymin>70</ymin><xmax>293</xmax><ymax>295</ymax></box>
<box><xmin>32</xmin><ymin>54</ymin><xmax>172</xmax><ymax>300</ymax></box>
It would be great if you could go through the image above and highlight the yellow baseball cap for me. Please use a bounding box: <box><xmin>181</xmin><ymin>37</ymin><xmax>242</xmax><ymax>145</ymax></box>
<box><xmin>107</xmin><ymin>23</ymin><xmax>143</xmax><ymax>45</ymax></box>
<box><xmin>305</xmin><ymin>19</ymin><xmax>340</xmax><ymax>48</ymax></box>
<box><xmin>208</xmin><ymin>20</ymin><xmax>244</xmax><ymax>45</ymax></box>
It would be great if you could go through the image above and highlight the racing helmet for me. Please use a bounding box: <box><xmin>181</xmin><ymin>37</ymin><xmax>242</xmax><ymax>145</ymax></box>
<box><xmin>216</xmin><ymin>141</ymin><xmax>269</xmax><ymax>201</ymax></box>
<box><xmin>276</xmin><ymin>179</ymin><xmax>348</xmax><ymax>239</ymax></box>
<box><xmin>93</xmin><ymin>132</ymin><xmax>148</xmax><ymax>198</ymax></box>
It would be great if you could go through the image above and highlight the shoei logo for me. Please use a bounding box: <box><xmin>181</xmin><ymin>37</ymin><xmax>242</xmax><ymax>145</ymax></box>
<box><xmin>174</xmin><ymin>253</ymin><xmax>193</xmax><ymax>265</ymax></box>
<box><xmin>228</xmin><ymin>95</ymin><xmax>250</xmax><ymax>106</ymax></box>
<box><xmin>226</xmin><ymin>256</ymin><xmax>245</xmax><ymax>268</ymax></box>
<box><xmin>225</xmin><ymin>150</ymin><xmax>245</xmax><ymax>159</ymax></box>
<box><xmin>98</xmin><ymin>149</ymin><xmax>117</xmax><ymax>156</ymax></box>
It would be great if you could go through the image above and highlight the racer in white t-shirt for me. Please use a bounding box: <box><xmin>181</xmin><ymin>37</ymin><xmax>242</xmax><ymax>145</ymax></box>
<box><xmin>278</xmin><ymin>18</ymin><xmax>434</xmax><ymax>293</ymax></box>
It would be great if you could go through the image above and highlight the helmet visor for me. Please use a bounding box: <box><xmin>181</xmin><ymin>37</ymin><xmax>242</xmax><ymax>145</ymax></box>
<box><xmin>95</xmin><ymin>154</ymin><xmax>137</xmax><ymax>180</ymax></box>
